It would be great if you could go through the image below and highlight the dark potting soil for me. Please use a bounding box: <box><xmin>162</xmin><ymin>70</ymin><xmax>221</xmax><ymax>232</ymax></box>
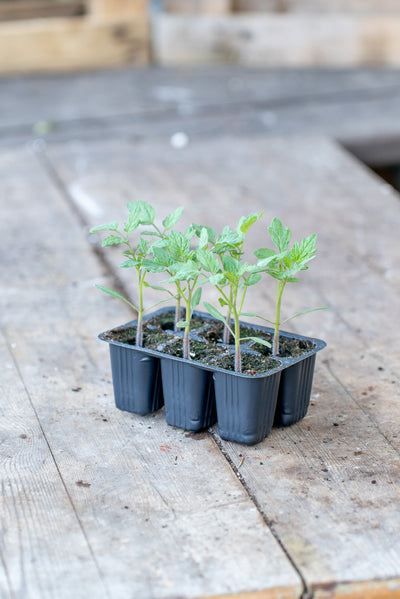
<box><xmin>105</xmin><ymin>313</ymin><xmax>314</xmax><ymax>375</ymax></box>
<box><xmin>198</xmin><ymin>322</ymin><xmax>314</xmax><ymax>358</ymax></box>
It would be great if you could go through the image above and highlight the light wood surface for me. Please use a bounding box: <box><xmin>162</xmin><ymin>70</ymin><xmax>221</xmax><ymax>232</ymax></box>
<box><xmin>45</xmin><ymin>133</ymin><xmax>400</xmax><ymax>594</ymax></box>
<box><xmin>0</xmin><ymin>16</ymin><xmax>148</xmax><ymax>74</ymax></box>
<box><xmin>153</xmin><ymin>13</ymin><xmax>400</xmax><ymax>66</ymax></box>
<box><xmin>1</xmin><ymin>68</ymin><xmax>400</xmax><ymax>598</ymax></box>
<box><xmin>0</xmin><ymin>146</ymin><xmax>301</xmax><ymax>598</ymax></box>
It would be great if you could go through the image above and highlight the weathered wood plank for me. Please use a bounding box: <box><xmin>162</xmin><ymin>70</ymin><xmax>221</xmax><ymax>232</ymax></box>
<box><xmin>153</xmin><ymin>13</ymin><xmax>400</xmax><ymax>66</ymax></box>
<box><xmin>0</xmin><ymin>15</ymin><xmax>149</xmax><ymax>74</ymax></box>
<box><xmin>164</xmin><ymin>0</ymin><xmax>232</xmax><ymax>14</ymax></box>
<box><xmin>0</xmin><ymin>335</ymin><xmax>109</xmax><ymax>599</ymax></box>
<box><xmin>0</xmin><ymin>0</ymin><xmax>85</xmax><ymax>22</ymax></box>
<box><xmin>0</xmin><ymin>146</ymin><xmax>302</xmax><ymax>598</ymax></box>
<box><xmin>2</xmin><ymin>67</ymin><xmax>400</xmax><ymax>165</ymax></box>
<box><xmin>89</xmin><ymin>0</ymin><xmax>147</xmax><ymax>18</ymax></box>
<box><xmin>45</xmin><ymin>134</ymin><xmax>400</xmax><ymax>589</ymax></box>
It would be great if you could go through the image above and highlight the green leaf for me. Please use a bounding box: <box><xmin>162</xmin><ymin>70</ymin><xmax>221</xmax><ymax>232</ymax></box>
<box><xmin>197</xmin><ymin>227</ymin><xmax>209</xmax><ymax>250</ymax></box>
<box><xmin>90</xmin><ymin>221</ymin><xmax>119</xmax><ymax>233</ymax></box>
<box><xmin>192</xmin><ymin>223</ymin><xmax>216</xmax><ymax>244</ymax></box>
<box><xmin>170</xmin><ymin>261</ymin><xmax>199</xmax><ymax>281</ymax></box>
<box><xmin>119</xmin><ymin>259</ymin><xmax>139</xmax><ymax>268</ymax></box>
<box><xmin>137</xmin><ymin>200</ymin><xmax>155</xmax><ymax>225</ymax></box>
<box><xmin>280</xmin><ymin>306</ymin><xmax>330</xmax><ymax>325</ymax></box>
<box><xmin>94</xmin><ymin>285</ymin><xmax>137</xmax><ymax>311</ymax></box>
<box><xmin>214</xmin><ymin>226</ymin><xmax>242</xmax><ymax>253</ymax></box>
<box><xmin>268</xmin><ymin>217</ymin><xmax>291</xmax><ymax>252</ymax></box>
<box><xmin>248</xmin><ymin>336</ymin><xmax>271</xmax><ymax>348</ymax></box>
<box><xmin>153</xmin><ymin>246</ymin><xmax>174</xmax><ymax>267</ymax></box>
<box><xmin>162</xmin><ymin>206</ymin><xmax>183</xmax><ymax>230</ymax></box>
<box><xmin>222</xmin><ymin>255</ymin><xmax>241</xmax><ymax>274</ymax></box>
<box><xmin>141</xmin><ymin>259</ymin><xmax>165</xmax><ymax>273</ymax></box>
<box><xmin>242</xmin><ymin>312</ymin><xmax>275</xmax><ymax>325</ymax></box>
<box><xmin>197</xmin><ymin>249</ymin><xmax>220</xmax><ymax>274</ymax></box>
<box><xmin>143</xmin><ymin>282</ymin><xmax>169</xmax><ymax>293</ymax></box>
<box><xmin>218</xmin><ymin>298</ymin><xmax>229</xmax><ymax>308</ymax></box>
<box><xmin>192</xmin><ymin>286</ymin><xmax>202</xmax><ymax>308</ymax></box>
<box><xmin>237</xmin><ymin>212</ymin><xmax>263</xmax><ymax>235</ymax></box>
<box><xmin>168</xmin><ymin>230</ymin><xmax>191</xmax><ymax>258</ymax></box>
<box><xmin>124</xmin><ymin>210</ymin><xmax>141</xmax><ymax>234</ymax></box>
<box><xmin>203</xmin><ymin>302</ymin><xmax>226</xmax><ymax>324</ymax></box>
<box><xmin>102</xmin><ymin>235</ymin><xmax>123</xmax><ymax>247</ymax></box>
<box><xmin>245</xmin><ymin>273</ymin><xmax>262</xmax><ymax>287</ymax></box>
<box><xmin>208</xmin><ymin>273</ymin><xmax>226</xmax><ymax>285</ymax></box>
<box><xmin>290</xmin><ymin>233</ymin><xmax>317</xmax><ymax>263</ymax></box>
<box><xmin>254</xmin><ymin>248</ymin><xmax>275</xmax><ymax>260</ymax></box>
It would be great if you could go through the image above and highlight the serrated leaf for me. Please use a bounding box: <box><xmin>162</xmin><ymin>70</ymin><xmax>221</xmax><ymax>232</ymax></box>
<box><xmin>222</xmin><ymin>255</ymin><xmax>241</xmax><ymax>274</ymax></box>
<box><xmin>124</xmin><ymin>210</ymin><xmax>141</xmax><ymax>234</ymax></box>
<box><xmin>290</xmin><ymin>233</ymin><xmax>317</xmax><ymax>263</ymax></box>
<box><xmin>197</xmin><ymin>249</ymin><xmax>220</xmax><ymax>274</ymax></box>
<box><xmin>170</xmin><ymin>261</ymin><xmax>199</xmax><ymax>281</ymax></box>
<box><xmin>102</xmin><ymin>235</ymin><xmax>123</xmax><ymax>247</ymax></box>
<box><xmin>203</xmin><ymin>302</ymin><xmax>226</xmax><ymax>324</ymax></box>
<box><xmin>152</xmin><ymin>246</ymin><xmax>173</xmax><ymax>267</ymax></box>
<box><xmin>254</xmin><ymin>248</ymin><xmax>275</xmax><ymax>260</ymax></box>
<box><xmin>141</xmin><ymin>259</ymin><xmax>165</xmax><ymax>273</ymax></box>
<box><xmin>168</xmin><ymin>230</ymin><xmax>191</xmax><ymax>258</ymax></box>
<box><xmin>208</xmin><ymin>273</ymin><xmax>226</xmax><ymax>285</ymax></box>
<box><xmin>245</xmin><ymin>273</ymin><xmax>262</xmax><ymax>287</ymax></box>
<box><xmin>119</xmin><ymin>259</ymin><xmax>139</xmax><ymax>268</ymax></box>
<box><xmin>218</xmin><ymin>298</ymin><xmax>229</xmax><ymax>308</ymax></box>
<box><xmin>192</xmin><ymin>223</ymin><xmax>216</xmax><ymax>244</ymax></box>
<box><xmin>215</xmin><ymin>226</ymin><xmax>242</xmax><ymax>252</ymax></box>
<box><xmin>137</xmin><ymin>200</ymin><xmax>155</xmax><ymax>225</ymax></box>
<box><xmin>197</xmin><ymin>227</ymin><xmax>209</xmax><ymax>250</ymax></box>
<box><xmin>90</xmin><ymin>221</ymin><xmax>119</xmax><ymax>233</ymax></box>
<box><xmin>162</xmin><ymin>206</ymin><xmax>183</xmax><ymax>230</ymax></box>
<box><xmin>268</xmin><ymin>217</ymin><xmax>291</xmax><ymax>252</ymax></box>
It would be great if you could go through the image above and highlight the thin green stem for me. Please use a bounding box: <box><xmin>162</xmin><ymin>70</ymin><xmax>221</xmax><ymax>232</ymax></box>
<box><xmin>183</xmin><ymin>293</ymin><xmax>191</xmax><ymax>360</ymax></box>
<box><xmin>232</xmin><ymin>287</ymin><xmax>242</xmax><ymax>373</ymax></box>
<box><xmin>223</xmin><ymin>287</ymin><xmax>233</xmax><ymax>344</ymax></box>
<box><xmin>136</xmin><ymin>269</ymin><xmax>145</xmax><ymax>347</ymax></box>
<box><xmin>273</xmin><ymin>279</ymin><xmax>286</xmax><ymax>356</ymax></box>
<box><xmin>174</xmin><ymin>292</ymin><xmax>181</xmax><ymax>332</ymax></box>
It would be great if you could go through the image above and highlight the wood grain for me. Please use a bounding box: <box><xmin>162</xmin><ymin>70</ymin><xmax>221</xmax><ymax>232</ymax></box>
<box><xmin>0</xmin><ymin>335</ymin><xmax>109</xmax><ymax>599</ymax></box>
<box><xmin>153</xmin><ymin>13</ymin><xmax>400</xmax><ymax>66</ymax></box>
<box><xmin>0</xmin><ymin>15</ymin><xmax>149</xmax><ymax>74</ymax></box>
<box><xmin>45</xmin><ymin>134</ymin><xmax>400</xmax><ymax>589</ymax></box>
<box><xmin>0</xmin><ymin>146</ymin><xmax>301</xmax><ymax>598</ymax></box>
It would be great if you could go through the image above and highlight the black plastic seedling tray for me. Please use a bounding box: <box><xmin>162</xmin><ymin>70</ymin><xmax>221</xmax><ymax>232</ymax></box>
<box><xmin>99</xmin><ymin>307</ymin><xmax>326</xmax><ymax>445</ymax></box>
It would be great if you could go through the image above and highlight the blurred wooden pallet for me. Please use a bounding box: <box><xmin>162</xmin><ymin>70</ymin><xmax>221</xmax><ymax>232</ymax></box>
<box><xmin>155</xmin><ymin>0</ymin><xmax>400</xmax><ymax>66</ymax></box>
<box><xmin>0</xmin><ymin>0</ymin><xmax>149</xmax><ymax>74</ymax></box>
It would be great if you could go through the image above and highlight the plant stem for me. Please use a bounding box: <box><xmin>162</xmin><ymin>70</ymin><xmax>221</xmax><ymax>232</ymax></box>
<box><xmin>136</xmin><ymin>269</ymin><xmax>144</xmax><ymax>347</ymax></box>
<box><xmin>273</xmin><ymin>280</ymin><xmax>285</xmax><ymax>356</ymax></box>
<box><xmin>233</xmin><ymin>308</ymin><xmax>241</xmax><ymax>372</ymax></box>
<box><xmin>174</xmin><ymin>292</ymin><xmax>181</xmax><ymax>332</ymax></box>
<box><xmin>183</xmin><ymin>296</ymin><xmax>190</xmax><ymax>360</ymax></box>
<box><xmin>223</xmin><ymin>288</ymin><xmax>233</xmax><ymax>344</ymax></box>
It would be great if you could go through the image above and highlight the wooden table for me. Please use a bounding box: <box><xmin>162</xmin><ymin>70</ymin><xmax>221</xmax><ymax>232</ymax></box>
<box><xmin>1</xmin><ymin>68</ymin><xmax>400</xmax><ymax>599</ymax></box>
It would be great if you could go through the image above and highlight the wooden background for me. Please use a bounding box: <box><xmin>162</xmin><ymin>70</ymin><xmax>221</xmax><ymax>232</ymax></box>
<box><xmin>1</xmin><ymin>0</ymin><xmax>400</xmax><ymax>72</ymax></box>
